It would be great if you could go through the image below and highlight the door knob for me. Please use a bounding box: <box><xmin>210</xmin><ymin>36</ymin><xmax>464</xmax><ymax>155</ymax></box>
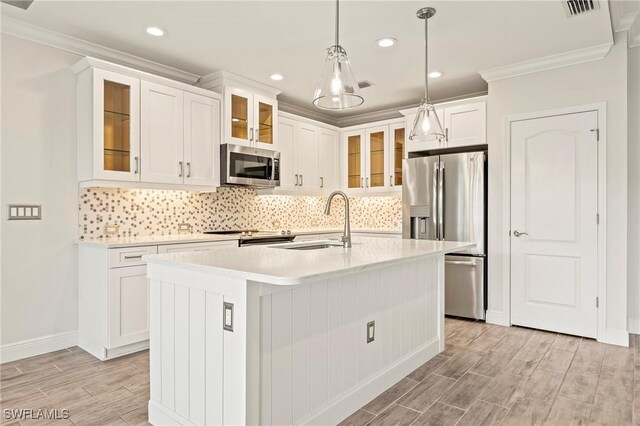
<box><xmin>513</xmin><ymin>230</ymin><xmax>528</xmax><ymax>237</ymax></box>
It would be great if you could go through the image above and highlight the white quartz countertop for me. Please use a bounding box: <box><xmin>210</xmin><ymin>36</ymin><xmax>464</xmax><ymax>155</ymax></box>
<box><xmin>76</xmin><ymin>229</ymin><xmax>401</xmax><ymax>248</ymax></box>
<box><xmin>144</xmin><ymin>237</ymin><xmax>474</xmax><ymax>286</ymax></box>
<box><xmin>76</xmin><ymin>233</ymin><xmax>240</xmax><ymax>248</ymax></box>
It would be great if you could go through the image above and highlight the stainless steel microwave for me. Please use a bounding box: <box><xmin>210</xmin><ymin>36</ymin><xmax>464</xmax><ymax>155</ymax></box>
<box><xmin>221</xmin><ymin>144</ymin><xmax>280</xmax><ymax>187</ymax></box>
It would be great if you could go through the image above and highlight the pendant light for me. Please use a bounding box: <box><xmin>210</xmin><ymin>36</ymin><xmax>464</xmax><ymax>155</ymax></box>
<box><xmin>313</xmin><ymin>0</ymin><xmax>364</xmax><ymax>110</ymax></box>
<box><xmin>409</xmin><ymin>7</ymin><xmax>444</xmax><ymax>141</ymax></box>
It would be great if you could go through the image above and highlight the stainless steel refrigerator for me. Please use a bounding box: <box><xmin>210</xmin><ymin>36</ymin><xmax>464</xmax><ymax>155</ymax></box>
<box><xmin>402</xmin><ymin>149</ymin><xmax>487</xmax><ymax>320</ymax></box>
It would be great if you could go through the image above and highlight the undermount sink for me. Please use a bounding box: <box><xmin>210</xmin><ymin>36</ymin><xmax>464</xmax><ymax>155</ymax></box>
<box><xmin>270</xmin><ymin>240</ymin><xmax>347</xmax><ymax>251</ymax></box>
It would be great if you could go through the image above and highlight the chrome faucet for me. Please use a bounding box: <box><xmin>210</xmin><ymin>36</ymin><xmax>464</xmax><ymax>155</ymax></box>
<box><xmin>324</xmin><ymin>190</ymin><xmax>352</xmax><ymax>248</ymax></box>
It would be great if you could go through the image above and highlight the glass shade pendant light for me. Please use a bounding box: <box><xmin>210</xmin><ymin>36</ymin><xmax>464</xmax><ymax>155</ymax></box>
<box><xmin>313</xmin><ymin>0</ymin><xmax>364</xmax><ymax>110</ymax></box>
<box><xmin>409</xmin><ymin>7</ymin><xmax>444</xmax><ymax>141</ymax></box>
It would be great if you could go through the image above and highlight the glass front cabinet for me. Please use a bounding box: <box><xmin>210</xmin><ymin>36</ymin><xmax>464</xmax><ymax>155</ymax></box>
<box><xmin>90</xmin><ymin>69</ymin><xmax>141</xmax><ymax>182</ymax></box>
<box><xmin>341</xmin><ymin>120</ymin><xmax>405</xmax><ymax>194</ymax></box>
<box><xmin>223</xmin><ymin>87</ymin><xmax>277</xmax><ymax>150</ymax></box>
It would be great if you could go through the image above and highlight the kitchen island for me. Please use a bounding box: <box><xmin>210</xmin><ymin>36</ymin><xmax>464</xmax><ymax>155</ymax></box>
<box><xmin>144</xmin><ymin>237</ymin><xmax>474</xmax><ymax>426</ymax></box>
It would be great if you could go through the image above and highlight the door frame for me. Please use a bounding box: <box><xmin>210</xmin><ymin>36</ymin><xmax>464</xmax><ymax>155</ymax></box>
<box><xmin>501</xmin><ymin>102</ymin><xmax>608</xmax><ymax>343</ymax></box>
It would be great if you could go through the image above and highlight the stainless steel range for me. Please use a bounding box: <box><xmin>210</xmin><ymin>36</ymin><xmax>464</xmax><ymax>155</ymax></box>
<box><xmin>203</xmin><ymin>229</ymin><xmax>296</xmax><ymax>247</ymax></box>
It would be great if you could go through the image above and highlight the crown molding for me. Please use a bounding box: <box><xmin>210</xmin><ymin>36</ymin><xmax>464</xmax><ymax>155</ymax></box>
<box><xmin>479</xmin><ymin>42</ymin><xmax>613</xmax><ymax>82</ymax></box>
<box><xmin>277</xmin><ymin>101</ymin><xmax>339</xmax><ymax>126</ymax></box>
<box><xmin>198</xmin><ymin>70</ymin><xmax>281</xmax><ymax>97</ymax></box>
<box><xmin>0</xmin><ymin>16</ymin><xmax>201</xmax><ymax>84</ymax></box>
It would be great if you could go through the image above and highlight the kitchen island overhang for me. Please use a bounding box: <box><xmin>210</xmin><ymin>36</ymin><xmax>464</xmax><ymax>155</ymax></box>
<box><xmin>144</xmin><ymin>237</ymin><xmax>474</xmax><ymax>426</ymax></box>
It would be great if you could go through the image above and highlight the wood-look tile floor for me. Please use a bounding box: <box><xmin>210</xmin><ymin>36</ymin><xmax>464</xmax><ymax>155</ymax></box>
<box><xmin>1</xmin><ymin>318</ymin><xmax>638</xmax><ymax>425</ymax></box>
<box><xmin>342</xmin><ymin>318</ymin><xmax>640</xmax><ymax>426</ymax></box>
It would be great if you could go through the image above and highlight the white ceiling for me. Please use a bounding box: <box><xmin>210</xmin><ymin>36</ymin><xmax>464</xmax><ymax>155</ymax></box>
<box><xmin>1</xmin><ymin>1</ymin><xmax>614</xmax><ymax>119</ymax></box>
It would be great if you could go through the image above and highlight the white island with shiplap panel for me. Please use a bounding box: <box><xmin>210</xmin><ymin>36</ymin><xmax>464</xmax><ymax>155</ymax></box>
<box><xmin>143</xmin><ymin>237</ymin><xmax>473</xmax><ymax>425</ymax></box>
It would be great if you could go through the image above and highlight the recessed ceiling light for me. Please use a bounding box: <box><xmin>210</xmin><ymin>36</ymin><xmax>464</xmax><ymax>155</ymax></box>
<box><xmin>376</xmin><ymin>37</ymin><xmax>397</xmax><ymax>48</ymax></box>
<box><xmin>146</xmin><ymin>27</ymin><xmax>166</xmax><ymax>37</ymax></box>
<box><xmin>428</xmin><ymin>71</ymin><xmax>443</xmax><ymax>79</ymax></box>
<box><xmin>270</xmin><ymin>73</ymin><xmax>284</xmax><ymax>81</ymax></box>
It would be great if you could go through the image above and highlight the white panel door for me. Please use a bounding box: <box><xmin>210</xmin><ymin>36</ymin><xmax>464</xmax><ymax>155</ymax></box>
<box><xmin>141</xmin><ymin>81</ymin><xmax>184</xmax><ymax>184</ymax></box>
<box><xmin>108</xmin><ymin>265</ymin><xmax>149</xmax><ymax>348</ymax></box>
<box><xmin>510</xmin><ymin>111</ymin><xmax>598</xmax><ymax>337</ymax></box>
<box><xmin>297</xmin><ymin>123</ymin><xmax>320</xmax><ymax>192</ymax></box>
<box><xmin>184</xmin><ymin>92</ymin><xmax>220</xmax><ymax>187</ymax></box>
<box><xmin>278</xmin><ymin>117</ymin><xmax>298</xmax><ymax>191</ymax></box>
<box><xmin>342</xmin><ymin>130</ymin><xmax>366</xmax><ymax>195</ymax></box>
<box><xmin>253</xmin><ymin>94</ymin><xmax>278</xmax><ymax>151</ymax></box>
<box><xmin>225</xmin><ymin>87</ymin><xmax>253</xmax><ymax>146</ymax></box>
<box><xmin>318</xmin><ymin>128</ymin><xmax>339</xmax><ymax>193</ymax></box>
<box><xmin>443</xmin><ymin>102</ymin><xmax>486</xmax><ymax>148</ymax></box>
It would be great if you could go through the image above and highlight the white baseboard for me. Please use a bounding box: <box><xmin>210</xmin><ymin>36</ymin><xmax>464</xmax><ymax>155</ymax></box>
<box><xmin>628</xmin><ymin>319</ymin><xmax>640</xmax><ymax>335</ymax></box>
<box><xmin>485</xmin><ymin>310</ymin><xmax>510</xmax><ymax>326</ymax></box>
<box><xmin>0</xmin><ymin>330</ymin><xmax>78</xmax><ymax>363</ymax></box>
<box><xmin>604</xmin><ymin>328</ymin><xmax>630</xmax><ymax>347</ymax></box>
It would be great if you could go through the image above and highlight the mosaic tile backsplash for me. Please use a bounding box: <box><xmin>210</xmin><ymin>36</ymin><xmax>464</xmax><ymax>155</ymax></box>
<box><xmin>79</xmin><ymin>187</ymin><xmax>402</xmax><ymax>239</ymax></box>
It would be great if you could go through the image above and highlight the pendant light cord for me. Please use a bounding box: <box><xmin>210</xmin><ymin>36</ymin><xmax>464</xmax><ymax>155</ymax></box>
<box><xmin>335</xmin><ymin>0</ymin><xmax>340</xmax><ymax>47</ymax></box>
<box><xmin>424</xmin><ymin>14</ymin><xmax>429</xmax><ymax>101</ymax></box>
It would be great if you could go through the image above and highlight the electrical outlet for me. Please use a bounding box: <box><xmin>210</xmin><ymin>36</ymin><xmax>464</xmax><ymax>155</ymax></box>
<box><xmin>223</xmin><ymin>302</ymin><xmax>234</xmax><ymax>332</ymax></box>
<box><xmin>367</xmin><ymin>320</ymin><xmax>375</xmax><ymax>343</ymax></box>
<box><xmin>272</xmin><ymin>220</ymin><xmax>281</xmax><ymax>228</ymax></box>
<box><xmin>178</xmin><ymin>223</ymin><xmax>192</xmax><ymax>234</ymax></box>
<box><xmin>105</xmin><ymin>224</ymin><xmax>119</xmax><ymax>236</ymax></box>
<box><xmin>8</xmin><ymin>204</ymin><xmax>41</xmax><ymax>220</ymax></box>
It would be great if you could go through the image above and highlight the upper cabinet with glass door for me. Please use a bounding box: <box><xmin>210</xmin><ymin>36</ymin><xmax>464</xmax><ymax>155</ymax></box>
<box><xmin>198</xmin><ymin>71</ymin><xmax>281</xmax><ymax>151</ymax></box>
<box><xmin>79</xmin><ymin>68</ymin><xmax>141</xmax><ymax>182</ymax></box>
<box><xmin>389</xmin><ymin>122</ymin><xmax>405</xmax><ymax>192</ymax></box>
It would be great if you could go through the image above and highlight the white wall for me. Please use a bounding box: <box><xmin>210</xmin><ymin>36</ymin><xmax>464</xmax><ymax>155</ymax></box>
<box><xmin>486</xmin><ymin>32</ymin><xmax>629</xmax><ymax>341</ymax></box>
<box><xmin>628</xmin><ymin>46</ymin><xmax>640</xmax><ymax>332</ymax></box>
<box><xmin>1</xmin><ymin>35</ymin><xmax>81</xmax><ymax>350</ymax></box>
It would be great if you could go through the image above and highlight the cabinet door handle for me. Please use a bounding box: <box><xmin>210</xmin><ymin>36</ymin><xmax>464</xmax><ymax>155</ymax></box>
<box><xmin>187</xmin><ymin>162</ymin><xmax>191</xmax><ymax>178</ymax></box>
<box><xmin>250</xmin><ymin>127</ymin><xmax>254</xmax><ymax>142</ymax></box>
<box><xmin>178</xmin><ymin>161</ymin><xmax>183</xmax><ymax>177</ymax></box>
<box><xmin>361</xmin><ymin>177</ymin><xmax>364</xmax><ymax>188</ymax></box>
<box><xmin>320</xmin><ymin>177</ymin><xmax>324</xmax><ymax>188</ymax></box>
<box><xmin>390</xmin><ymin>175</ymin><xmax>393</xmax><ymax>186</ymax></box>
<box><xmin>295</xmin><ymin>174</ymin><xmax>299</xmax><ymax>186</ymax></box>
<box><xmin>445</xmin><ymin>128</ymin><xmax>449</xmax><ymax>142</ymax></box>
<box><xmin>366</xmin><ymin>177</ymin><xmax>369</xmax><ymax>188</ymax></box>
<box><xmin>300</xmin><ymin>174</ymin><xmax>303</xmax><ymax>186</ymax></box>
<box><xmin>134</xmin><ymin>157</ymin><xmax>139</xmax><ymax>174</ymax></box>
<box><xmin>123</xmin><ymin>254</ymin><xmax>143</xmax><ymax>260</ymax></box>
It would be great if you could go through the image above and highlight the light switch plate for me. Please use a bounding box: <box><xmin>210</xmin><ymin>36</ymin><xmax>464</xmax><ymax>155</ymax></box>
<box><xmin>8</xmin><ymin>204</ymin><xmax>41</xmax><ymax>220</ymax></box>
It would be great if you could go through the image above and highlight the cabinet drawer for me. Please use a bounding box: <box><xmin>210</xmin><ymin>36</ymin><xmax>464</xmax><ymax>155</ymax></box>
<box><xmin>109</xmin><ymin>246</ymin><xmax>158</xmax><ymax>268</ymax></box>
<box><xmin>157</xmin><ymin>240</ymin><xmax>238</xmax><ymax>253</ymax></box>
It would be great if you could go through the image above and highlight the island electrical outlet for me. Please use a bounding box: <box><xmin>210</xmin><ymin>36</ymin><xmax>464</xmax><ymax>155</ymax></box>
<box><xmin>367</xmin><ymin>320</ymin><xmax>375</xmax><ymax>343</ymax></box>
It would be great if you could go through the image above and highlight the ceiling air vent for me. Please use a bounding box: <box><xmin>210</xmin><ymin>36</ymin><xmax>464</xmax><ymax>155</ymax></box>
<box><xmin>564</xmin><ymin>0</ymin><xmax>599</xmax><ymax>17</ymax></box>
<box><xmin>357</xmin><ymin>80</ymin><xmax>375</xmax><ymax>89</ymax></box>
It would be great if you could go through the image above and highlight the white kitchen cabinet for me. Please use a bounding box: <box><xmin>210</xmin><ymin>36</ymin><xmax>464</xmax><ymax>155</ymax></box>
<box><xmin>183</xmin><ymin>92</ymin><xmax>221</xmax><ymax>187</ymax></box>
<box><xmin>342</xmin><ymin>123</ymin><xmax>397</xmax><ymax>195</ymax></box>
<box><xmin>74</xmin><ymin>57</ymin><xmax>222</xmax><ymax>190</ymax></box>
<box><xmin>108</xmin><ymin>265</ymin><xmax>149</xmax><ymax>348</ymax></box>
<box><xmin>402</xmin><ymin>99</ymin><xmax>486</xmax><ymax>156</ymax></box>
<box><xmin>443</xmin><ymin>101</ymin><xmax>486</xmax><ymax>147</ymax></box>
<box><xmin>278</xmin><ymin>117</ymin><xmax>298</xmax><ymax>191</ymax></box>
<box><xmin>78</xmin><ymin>239</ymin><xmax>239</xmax><ymax>360</ymax></box>
<box><xmin>272</xmin><ymin>114</ymin><xmax>339</xmax><ymax>194</ymax></box>
<box><xmin>389</xmin><ymin>122</ymin><xmax>406</xmax><ymax>192</ymax></box>
<box><xmin>141</xmin><ymin>81</ymin><xmax>184</xmax><ymax>184</ymax></box>
<box><xmin>199</xmin><ymin>71</ymin><xmax>280</xmax><ymax>150</ymax></box>
<box><xmin>77</xmin><ymin>67</ymin><xmax>141</xmax><ymax>182</ymax></box>
<box><xmin>318</xmin><ymin>128</ymin><xmax>339</xmax><ymax>193</ymax></box>
<box><xmin>223</xmin><ymin>88</ymin><xmax>277</xmax><ymax>150</ymax></box>
<box><xmin>297</xmin><ymin>123</ymin><xmax>320</xmax><ymax>191</ymax></box>
<box><xmin>141</xmin><ymin>82</ymin><xmax>221</xmax><ymax>186</ymax></box>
